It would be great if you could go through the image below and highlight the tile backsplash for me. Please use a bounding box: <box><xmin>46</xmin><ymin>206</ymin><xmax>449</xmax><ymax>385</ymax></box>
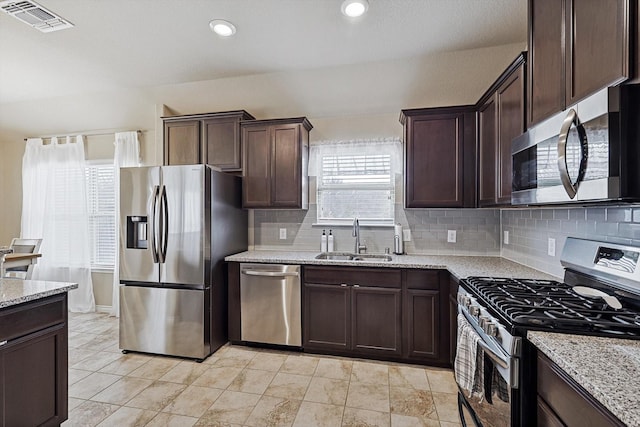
<box><xmin>252</xmin><ymin>204</ymin><xmax>501</xmax><ymax>256</ymax></box>
<box><xmin>501</xmin><ymin>205</ymin><xmax>640</xmax><ymax>277</ymax></box>
<box><xmin>251</xmin><ymin>203</ymin><xmax>640</xmax><ymax>278</ymax></box>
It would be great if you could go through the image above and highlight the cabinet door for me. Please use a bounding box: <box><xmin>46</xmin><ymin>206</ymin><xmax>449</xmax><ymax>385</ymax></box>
<box><xmin>242</xmin><ymin>126</ymin><xmax>272</xmax><ymax>208</ymax></box>
<box><xmin>164</xmin><ymin>120</ymin><xmax>200</xmax><ymax>165</ymax></box>
<box><xmin>405</xmin><ymin>113</ymin><xmax>468</xmax><ymax>208</ymax></box>
<box><xmin>0</xmin><ymin>325</ymin><xmax>67</xmax><ymax>427</ymax></box>
<box><xmin>351</xmin><ymin>286</ymin><xmax>402</xmax><ymax>357</ymax></box>
<box><xmin>528</xmin><ymin>0</ymin><xmax>565</xmax><ymax>127</ymax></box>
<box><xmin>478</xmin><ymin>95</ymin><xmax>497</xmax><ymax>207</ymax></box>
<box><xmin>405</xmin><ymin>289</ymin><xmax>440</xmax><ymax>360</ymax></box>
<box><xmin>271</xmin><ymin>124</ymin><xmax>301</xmax><ymax>207</ymax></box>
<box><xmin>496</xmin><ymin>64</ymin><xmax>525</xmax><ymax>205</ymax></box>
<box><xmin>204</xmin><ymin>117</ymin><xmax>242</xmax><ymax>171</ymax></box>
<box><xmin>303</xmin><ymin>283</ymin><xmax>350</xmax><ymax>351</ymax></box>
<box><xmin>566</xmin><ymin>0</ymin><xmax>629</xmax><ymax>105</ymax></box>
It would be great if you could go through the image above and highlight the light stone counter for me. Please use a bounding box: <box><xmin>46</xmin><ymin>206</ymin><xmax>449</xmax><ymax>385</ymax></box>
<box><xmin>528</xmin><ymin>331</ymin><xmax>640</xmax><ymax>427</ymax></box>
<box><xmin>0</xmin><ymin>278</ymin><xmax>78</xmax><ymax>308</ymax></box>
<box><xmin>224</xmin><ymin>250</ymin><xmax>561</xmax><ymax>281</ymax></box>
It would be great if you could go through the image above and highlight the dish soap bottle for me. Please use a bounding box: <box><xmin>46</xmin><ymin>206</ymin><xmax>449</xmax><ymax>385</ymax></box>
<box><xmin>321</xmin><ymin>229</ymin><xmax>328</xmax><ymax>252</ymax></box>
<box><xmin>328</xmin><ymin>229</ymin><xmax>334</xmax><ymax>252</ymax></box>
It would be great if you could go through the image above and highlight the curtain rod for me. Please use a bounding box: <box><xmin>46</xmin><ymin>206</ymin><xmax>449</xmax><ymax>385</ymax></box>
<box><xmin>24</xmin><ymin>129</ymin><xmax>145</xmax><ymax>141</ymax></box>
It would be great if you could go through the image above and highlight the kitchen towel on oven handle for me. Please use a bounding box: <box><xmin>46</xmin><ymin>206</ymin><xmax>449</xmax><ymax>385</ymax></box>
<box><xmin>454</xmin><ymin>313</ymin><xmax>482</xmax><ymax>397</ymax></box>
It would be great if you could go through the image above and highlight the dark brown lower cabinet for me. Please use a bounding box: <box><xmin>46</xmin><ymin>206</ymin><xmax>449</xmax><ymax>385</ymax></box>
<box><xmin>303</xmin><ymin>266</ymin><xmax>402</xmax><ymax>359</ymax></box>
<box><xmin>303</xmin><ymin>283</ymin><xmax>350</xmax><ymax>351</ymax></box>
<box><xmin>303</xmin><ymin>266</ymin><xmax>450</xmax><ymax>366</ymax></box>
<box><xmin>536</xmin><ymin>351</ymin><xmax>624</xmax><ymax>427</ymax></box>
<box><xmin>0</xmin><ymin>294</ymin><xmax>68</xmax><ymax>427</ymax></box>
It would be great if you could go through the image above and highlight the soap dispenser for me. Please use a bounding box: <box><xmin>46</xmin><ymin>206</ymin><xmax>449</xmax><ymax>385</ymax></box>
<box><xmin>321</xmin><ymin>230</ymin><xmax>328</xmax><ymax>252</ymax></box>
<box><xmin>328</xmin><ymin>230</ymin><xmax>334</xmax><ymax>252</ymax></box>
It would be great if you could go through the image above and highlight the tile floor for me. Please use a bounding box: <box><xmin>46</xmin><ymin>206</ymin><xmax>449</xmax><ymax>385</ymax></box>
<box><xmin>63</xmin><ymin>312</ymin><xmax>461</xmax><ymax>427</ymax></box>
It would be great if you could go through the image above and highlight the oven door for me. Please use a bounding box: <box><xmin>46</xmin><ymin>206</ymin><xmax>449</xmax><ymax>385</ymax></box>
<box><xmin>455</xmin><ymin>312</ymin><xmax>512</xmax><ymax>427</ymax></box>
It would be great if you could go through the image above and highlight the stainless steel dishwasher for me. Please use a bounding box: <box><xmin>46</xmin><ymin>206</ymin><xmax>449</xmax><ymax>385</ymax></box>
<box><xmin>239</xmin><ymin>263</ymin><xmax>302</xmax><ymax>346</ymax></box>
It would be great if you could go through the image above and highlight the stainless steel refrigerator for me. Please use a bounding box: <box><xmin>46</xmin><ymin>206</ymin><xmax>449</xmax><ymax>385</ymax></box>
<box><xmin>118</xmin><ymin>164</ymin><xmax>247</xmax><ymax>360</ymax></box>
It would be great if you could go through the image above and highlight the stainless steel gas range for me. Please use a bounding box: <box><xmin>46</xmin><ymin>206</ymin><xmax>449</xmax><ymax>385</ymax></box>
<box><xmin>454</xmin><ymin>237</ymin><xmax>640</xmax><ymax>427</ymax></box>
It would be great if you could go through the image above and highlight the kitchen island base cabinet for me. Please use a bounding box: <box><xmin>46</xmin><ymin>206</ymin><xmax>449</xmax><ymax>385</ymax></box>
<box><xmin>0</xmin><ymin>294</ymin><xmax>68</xmax><ymax>427</ymax></box>
<box><xmin>536</xmin><ymin>351</ymin><xmax>624</xmax><ymax>427</ymax></box>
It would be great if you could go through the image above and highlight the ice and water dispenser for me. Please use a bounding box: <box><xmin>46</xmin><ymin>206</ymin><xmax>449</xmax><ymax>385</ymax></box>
<box><xmin>126</xmin><ymin>216</ymin><xmax>148</xmax><ymax>249</ymax></box>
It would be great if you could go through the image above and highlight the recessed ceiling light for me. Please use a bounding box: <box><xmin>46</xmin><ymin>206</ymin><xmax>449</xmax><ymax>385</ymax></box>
<box><xmin>209</xmin><ymin>19</ymin><xmax>236</xmax><ymax>37</ymax></box>
<box><xmin>341</xmin><ymin>0</ymin><xmax>369</xmax><ymax>18</ymax></box>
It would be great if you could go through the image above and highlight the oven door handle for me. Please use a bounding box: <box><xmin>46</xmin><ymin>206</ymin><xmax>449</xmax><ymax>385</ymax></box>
<box><xmin>477</xmin><ymin>339</ymin><xmax>509</xmax><ymax>369</ymax></box>
<box><xmin>557</xmin><ymin>108</ymin><xmax>588</xmax><ymax>199</ymax></box>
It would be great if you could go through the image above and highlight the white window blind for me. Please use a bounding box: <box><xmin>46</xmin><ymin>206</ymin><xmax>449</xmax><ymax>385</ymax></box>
<box><xmin>85</xmin><ymin>162</ymin><xmax>116</xmax><ymax>270</ymax></box>
<box><xmin>312</xmin><ymin>138</ymin><xmax>401</xmax><ymax>226</ymax></box>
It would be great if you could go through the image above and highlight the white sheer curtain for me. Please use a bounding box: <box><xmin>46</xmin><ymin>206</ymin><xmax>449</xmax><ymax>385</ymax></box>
<box><xmin>22</xmin><ymin>136</ymin><xmax>96</xmax><ymax>312</ymax></box>
<box><xmin>110</xmin><ymin>131</ymin><xmax>141</xmax><ymax>317</ymax></box>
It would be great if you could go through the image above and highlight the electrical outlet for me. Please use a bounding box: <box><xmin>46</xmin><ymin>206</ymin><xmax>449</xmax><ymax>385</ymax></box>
<box><xmin>503</xmin><ymin>230</ymin><xmax>509</xmax><ymax>245</ymax></box>
<box><xmin>279</xmin><ymin>228</ymin><xmax>287</xmax><ymax>240</ymax></box>
<box><xmin>447</xmin><ymin>230</ymin><xmax>457</xmax><ymax>243</ymax></box>
<box><xmin>402</xmin><ymin>229</ymin><xmax>411</xmax><ymax>242</ymax></box>
<box><xmin>548</xmin><ymin>237</ymin><xmax>556</xmax><ymax>256</ymax></box>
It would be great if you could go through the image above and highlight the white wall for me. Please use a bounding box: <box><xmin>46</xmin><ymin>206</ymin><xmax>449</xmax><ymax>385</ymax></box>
<box><xmin>0</xmin><ymin>42</ymin><xmax>524</xmax><ymax>307</ymax></box>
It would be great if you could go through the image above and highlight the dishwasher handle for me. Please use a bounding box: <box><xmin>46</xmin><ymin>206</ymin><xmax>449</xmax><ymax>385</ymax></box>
<box><xmin>241</xmin><ymin>269</ymin><xmax>300</xmax><ymax>278</ymax></box>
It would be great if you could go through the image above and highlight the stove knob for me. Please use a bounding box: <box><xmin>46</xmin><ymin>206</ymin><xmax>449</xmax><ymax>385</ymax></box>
<box><xmin>479</xmin><ymin>316</ymin><xmax>490</xmax><ymax>329</ymax></box>
<box><xmin>486</xmin><ymin>323</ymin><xmax>499</xmax><ymax>338</ymax></box>
<box><xmin>469</xmin><ymin>306</ymin><xmax>480</xmax><ymax>317</ymax></box>
<box><xmin>458</xmin><ymin>294</ymin><xmax>470</xmax><ymax>308</ymax></box>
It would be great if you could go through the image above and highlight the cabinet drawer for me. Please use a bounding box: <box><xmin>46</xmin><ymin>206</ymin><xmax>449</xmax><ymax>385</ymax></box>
<box><xmin>304</xmin><ymin>266</ymin><xmax>401</xmax><ymax>288</ymax></box>
<box><xmin>0</xmin><ymin>294</ymin><xmax>66</xmax><ymax>343</ymax></box>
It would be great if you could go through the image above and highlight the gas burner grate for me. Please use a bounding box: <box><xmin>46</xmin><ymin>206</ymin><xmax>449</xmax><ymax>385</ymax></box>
<box><xmin>462</xmin><ymin>276</ymin><xmax>640</xmax><ymax>338</ymax></box>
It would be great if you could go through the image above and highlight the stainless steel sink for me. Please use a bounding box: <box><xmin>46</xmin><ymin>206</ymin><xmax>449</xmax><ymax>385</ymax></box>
<box><xmin>315</xmin><ymin>252</ymin><xmax>392</xmax><ymax>262</ymax></box>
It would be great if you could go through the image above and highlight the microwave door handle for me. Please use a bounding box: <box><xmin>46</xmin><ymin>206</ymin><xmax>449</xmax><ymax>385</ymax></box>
<box><xmin>557</xmin><ymin>109</ymin><xmax>589</xmax><ymax>199</ymax></box>
<box><xmin>150</xmin><ymin>185</ymin><xmax>160</xmax><ymax>263</ymax></box>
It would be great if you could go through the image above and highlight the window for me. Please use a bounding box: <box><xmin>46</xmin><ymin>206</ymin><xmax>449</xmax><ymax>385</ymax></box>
<box><xmin>312</xmin><ymin>138</ymin><xmax>401</xmax><ymax>226</ymax></box>
<box><xmin>85</xmin><ymin>161</ymin><xmax>116</xmax><ymax>270</ymax></box>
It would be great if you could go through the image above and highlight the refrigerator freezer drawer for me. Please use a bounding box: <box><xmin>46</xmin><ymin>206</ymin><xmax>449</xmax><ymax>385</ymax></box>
<box><xmin>240</xmin><ymin>264</ymin><xmax>302</xmax><ymax>346</ymax></box>
<box><xmin>119</xmin><ymin>285</ymin><xmax>209</xmax><ymax>359</ymax></box>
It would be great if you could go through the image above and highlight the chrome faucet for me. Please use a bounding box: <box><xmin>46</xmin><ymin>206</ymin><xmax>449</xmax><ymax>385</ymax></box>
<box><xmin>352</xmin><ymin>218</ymin><xmax>367</xmax><ymax>254</ymax></box>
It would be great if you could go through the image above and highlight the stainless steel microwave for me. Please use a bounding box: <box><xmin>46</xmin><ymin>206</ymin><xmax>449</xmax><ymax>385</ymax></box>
<box><xmin>511</xmin><ymin>85</ymin><xmax>640</xmax><ymax>205</ymax></box>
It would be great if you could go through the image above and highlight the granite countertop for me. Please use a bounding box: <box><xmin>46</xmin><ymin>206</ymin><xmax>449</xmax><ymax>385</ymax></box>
<box><xmin>224</xmin><ymin>250</ymin><xmax>561</xmax><ymax>281</ymax></box>
<box><xmin>0</xmin><ymin>278</ymin><xmax>78</xmax><ymax>309</ymax></box>
<box><xmin>528</xmin><ymin>331</ymin><xmax>640</xmax><ymax>426</ymax></box>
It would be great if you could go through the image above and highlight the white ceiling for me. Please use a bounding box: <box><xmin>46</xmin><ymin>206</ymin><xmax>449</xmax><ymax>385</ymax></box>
<box><xmin>0</xmin><ymin>0</ymin><xmax>527</xmax><ymax>105</ymax></box>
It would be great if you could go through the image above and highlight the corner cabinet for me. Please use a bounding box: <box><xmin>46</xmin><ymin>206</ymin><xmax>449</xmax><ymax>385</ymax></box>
<box><xmin>401</xmin><ymin>106</ymin><xmax>477</xmax><ymax>208</ymax></box>
<box><xmin>536</xmin><ymin>351</ymin><xmax>624</xmax><ymax>426</ymax></box>
<box><xmin>528</xmin><ymin>0</ymin><xmax>630</xmax><ymax>127</ymax></box>
<box><xmin>478</xmin><ymin>53</ymin><xmax>526</xmax><ymax>207</ymax></box>
<box><xmin>241</xmin><ymin>117</ymin><xmax>312</xmax><ymax>209</ymax></box>
<box><xmin>163</xmin><ymin>110</ymin><xmax>255</xmax><ymax>170</ymax></box>
<box><xmin>0</xmin><ymin>294</ymin><xmax>68</xmax><ymax>427</ymax></box>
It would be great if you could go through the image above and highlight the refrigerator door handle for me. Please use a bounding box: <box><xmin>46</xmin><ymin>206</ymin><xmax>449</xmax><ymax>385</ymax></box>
<box><xmin>150</xmin><ymin>185</ymin><xmax>160</xmax><ymax>263</ymax></box>
<box><xmin>159</xmin><ymin>184</ymin><xmax>169</xmax><ymax>263</ymax></box>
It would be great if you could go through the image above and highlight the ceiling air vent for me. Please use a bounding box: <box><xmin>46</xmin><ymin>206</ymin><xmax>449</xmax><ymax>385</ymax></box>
<box><xmin>0</xmin><ymin>0</ymin><xmax>73</xmax><ymax>32</ymax></box>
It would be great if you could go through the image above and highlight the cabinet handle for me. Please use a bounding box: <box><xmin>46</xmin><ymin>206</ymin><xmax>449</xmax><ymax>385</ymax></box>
<box><xmin>353</xmin><ymin>284</ymin><xmax>360</xmax><ymax>288</ymax></box>
<box><xmin>340</xmin><ymin>283</ymin><xmax>348</xmax><ymax>287</ymax></box>
<box><xmin>0</xmin><ymin>340</ymin><xmax>6</xmax><ymax>346</ymax></box>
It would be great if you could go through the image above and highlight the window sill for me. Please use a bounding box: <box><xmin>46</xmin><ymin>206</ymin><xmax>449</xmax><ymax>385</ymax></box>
<box><xmin>312</xmin><ymin>222</ymin><xmax>395</xmax><ymax>228</ymax></box>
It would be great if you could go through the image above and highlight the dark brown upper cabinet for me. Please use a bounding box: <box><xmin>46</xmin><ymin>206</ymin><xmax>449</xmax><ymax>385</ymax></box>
<box><xmin>163</xmin><ymin>110</ymin><xmax>255</xmax><ymax>170</ymax></box>
<box><xmin>241</xmin><ymin>117</ymin><xmax>312</xmax><ymax>209</ymax></box>
<box><xmin>527</xmin><ymin>0</ymin><xmax>631</xmax><ymax>127</ymax></box>
<box><xmin>477</xmin><ymin>54</ymin><xmax>526</xmax><ymax>207</ymax></box>
<box><xmin>400</xmin><ymin>106</ymin><xmax>477</xmax><ymax>208</ymax></box>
